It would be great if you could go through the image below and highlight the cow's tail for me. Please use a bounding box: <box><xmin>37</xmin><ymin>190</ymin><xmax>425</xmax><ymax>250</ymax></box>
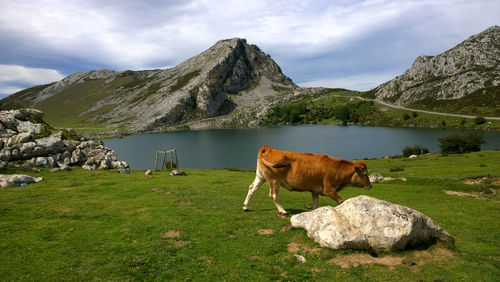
<box><xmin>258</xmin><ymin>146</ymin><xmax>291</xmax><ymax>169</ymax></box>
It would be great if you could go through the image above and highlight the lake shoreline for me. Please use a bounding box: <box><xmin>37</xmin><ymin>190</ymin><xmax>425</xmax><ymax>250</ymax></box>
<box><xmin>103</xmin><ymin>125</ymin><xmax>500</xmax><ymax>170</ymax></box>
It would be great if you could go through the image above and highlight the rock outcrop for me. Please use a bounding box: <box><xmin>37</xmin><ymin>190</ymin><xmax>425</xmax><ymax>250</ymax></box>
<box><xmin>373</xmin><ymin>26</ymin><xmax>499</xmax><ymax>115</ymax></box>
<box><xmin>290</xmin><ymin>195</ymin><xmax>454</xmax><ymax>252</ymax></box>
<box><xmin>0</xmin><ymin>109</ymin><xmax>129</xmax><ymax>172</ymax></box>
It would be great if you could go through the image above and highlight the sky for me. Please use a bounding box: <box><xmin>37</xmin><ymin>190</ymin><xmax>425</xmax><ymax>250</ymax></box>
<box><xmin>0</xmin><ymin>0</ymin><xmax>499</xmax><ymax>98</ymax></box>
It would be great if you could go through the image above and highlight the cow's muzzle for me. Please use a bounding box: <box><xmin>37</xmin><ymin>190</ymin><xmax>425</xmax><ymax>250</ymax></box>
<box><xmin>364</xmin><ymin>184</ymin><xmax>372</xmax><ymax>190</ymax></box>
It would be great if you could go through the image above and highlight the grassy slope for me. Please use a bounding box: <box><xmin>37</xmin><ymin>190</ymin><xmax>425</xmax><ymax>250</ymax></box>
<box><xmin>1</xmin><ymin>151</ymin><xmax>499</xmax><ymax>280</ymax></box>
<box><xmin>32</xmin><ymin>76</ymin><xmax>133</xmax><ymax>132</ymax></box>
<box><xmin>267</xmin><ymin>90</ymin><xmax>500</xmax><ymax>130</ymax></box>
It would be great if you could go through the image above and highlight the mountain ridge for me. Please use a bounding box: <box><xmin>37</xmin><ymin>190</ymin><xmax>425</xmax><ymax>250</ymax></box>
<box><xmin>1</xmin><ymin>38</ymin><xmax>313</xmax><ymax>132</ymax></box>
<box><xmin>372</xmin><ymin>25</ymin><xmax>499</xmax><ymax>116</ymax></box>
<box><xmin>2</xmin><ymin>26</ymin><xmax>499</xmax><ymax>131</ymax></box>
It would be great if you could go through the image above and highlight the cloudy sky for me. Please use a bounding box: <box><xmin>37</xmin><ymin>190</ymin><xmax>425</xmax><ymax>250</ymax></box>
<box><xmin>0</xmin><ymin>0</ymin><xmax>498</xmax><ymax>97</ymax></box>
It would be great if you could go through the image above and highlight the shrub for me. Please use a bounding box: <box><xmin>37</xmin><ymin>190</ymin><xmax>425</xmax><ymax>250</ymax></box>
<box><xmin>474</xmin><ymin>116</ymin><xmax>487</xmax><ymax>125</ymax></box>
<box><xmin>390</xmin><ymin>166</ymin><xmax>405</xmax><ymax>172</ymax></box>
<box><xmin>438</xmin><ymin>133</ymin><xmax>485</xmax><ymax>154</ymax></box>
<box><xmin>403</xmin><ymin>113</ymin><xmax>410</xmax><ymax>120</ymax></box>
<box><xmin>403</xmin><ymin>145</ymin><xmax>429</xmax><ymax>157</ymax></box>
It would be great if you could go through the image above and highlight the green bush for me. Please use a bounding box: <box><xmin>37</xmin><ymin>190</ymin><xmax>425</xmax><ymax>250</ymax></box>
<box><xmin>403</xmin><ymin>145</ymin><xmax>429</xmax><ymax>157</ymax></box>
<box><xmin>474</xmin><ymin>116</ymin><xmax>487</xmax><ymax>125</ymax></box>
<box><xmin>438</xmin><ymin>133</ymin><xmax>485</xmax><ymax>154</ymax></box>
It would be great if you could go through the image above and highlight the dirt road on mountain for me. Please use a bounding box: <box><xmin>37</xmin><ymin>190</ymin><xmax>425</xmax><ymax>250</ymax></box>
<box><xmin>332</xmin><ymin>95</ymin><xmax>500</xmax><ymax>120</ymax></box>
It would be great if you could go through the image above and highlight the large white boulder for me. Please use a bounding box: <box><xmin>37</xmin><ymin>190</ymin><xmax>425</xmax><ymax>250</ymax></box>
<box><xmin>290</xmin><ymin>195</ymin><xmax>454</xmax><ymax>252</ymax></box>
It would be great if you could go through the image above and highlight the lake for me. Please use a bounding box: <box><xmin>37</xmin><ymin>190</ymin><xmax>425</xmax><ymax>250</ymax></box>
<box><xmin>103</xmin><ymin>125</ymin><xmax>500</xmax><ymax>170</ymax></box>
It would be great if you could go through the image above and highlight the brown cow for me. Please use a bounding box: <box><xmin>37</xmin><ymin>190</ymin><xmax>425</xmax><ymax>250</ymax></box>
<box><xmin>243</xmin><ymin>146</ymin><xmax>372</xmax><ymax>214</ymax></box>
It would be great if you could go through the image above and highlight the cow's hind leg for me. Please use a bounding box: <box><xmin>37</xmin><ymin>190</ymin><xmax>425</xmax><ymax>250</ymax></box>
<box><xmin>270</xmin><ymin>180</ymin><xmax>287</xmax><ymax>215</ymax></box>
<box><xmin>243</xmin><ymin>166</ymin><xmax>266</xmax><ymax>211</ymax></box>
<box><xmin>312</xmin><ymin>193</ymin><xmax>319</xmax><ymax>209</ymax></box>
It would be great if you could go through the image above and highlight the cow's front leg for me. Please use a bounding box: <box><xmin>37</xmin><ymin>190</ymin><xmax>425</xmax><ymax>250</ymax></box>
<box><xmin>323</xmin><ymin>186</ymin><xmax>344</xmax><ymax>205</ymax></box>
<box><xmin>270</xmin><ymin>180</ymin><xmax>287</xmax><ymax>214</ymax></box>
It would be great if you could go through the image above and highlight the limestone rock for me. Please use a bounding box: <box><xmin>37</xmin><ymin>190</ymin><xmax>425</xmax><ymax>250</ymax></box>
<box><xmin>0</xmin><ymin>174</ymin><xmax>43</xmax><ymax>188</ymax></box>
<box><xmin>170</xmin><ymin>169</ymin><xmax>186</xmax><ymax>176</ymax></box>
<box><xmin>369</xmin><ymin>173</ymin><xmax>407</xmax><ymax>183</ymax></box>
<box><xmin>290</xmin><ymin>195</ymin><xmax>454</xmax><ymax>251</ymax></box>
<box><xmin>36</xmin><ymin>134</ymin><xmax>65</xmax><ymax>154</ymax></box>
<box><xmin>0</xmin><ymin>109</ymin><xmax>128</xmax><ymax>171</ymax></box>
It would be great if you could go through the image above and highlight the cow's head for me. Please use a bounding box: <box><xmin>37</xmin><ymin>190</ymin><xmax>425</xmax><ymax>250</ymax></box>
<box><xmin>352</xmin><ymin>160</ymin><xmax>372</xmax><ymax>189</ymax></box>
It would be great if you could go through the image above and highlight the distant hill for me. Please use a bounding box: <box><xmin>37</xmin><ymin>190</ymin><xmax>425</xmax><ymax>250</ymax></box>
<box><xmin>372</xmin><ymin>26</ymin><xmax>500</xmax><ymax>116</ymax></box>
<box><xmin>0</xmin><ymin>38</ymin><xmax>321</xmax><ymax>132</ymax></box>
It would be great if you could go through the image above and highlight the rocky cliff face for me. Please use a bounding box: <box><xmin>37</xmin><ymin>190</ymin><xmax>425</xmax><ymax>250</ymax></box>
<box><xmin>1</xmin><ymin>38</ymin><xmax>299</xmax><ymax>132</ymax></box>
<box><xmin>373</xmin><ymin>26</ymin><xmax>499</xmax><ymax>113</ymax></box>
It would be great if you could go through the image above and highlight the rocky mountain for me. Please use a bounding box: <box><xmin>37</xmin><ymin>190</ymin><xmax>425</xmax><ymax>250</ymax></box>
<box><xmin>373</xmin><ymin>26</ymin><xmax>500</xmax><ymax>116</ymax></box>
<box><xmin>1</xmin><ymin>38</ymin><xmax>315</xmax><ymax>132</ymax></box>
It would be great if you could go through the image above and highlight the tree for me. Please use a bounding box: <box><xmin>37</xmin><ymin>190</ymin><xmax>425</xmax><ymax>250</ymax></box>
<box><xmin>438</xmin><ymin>133</ymin><xmax>485</xmax><ymax>154</ymax></box>
<box><xmin>334</xmin><ymin>106</ymin><xmax>350</xmax><ymax>126</ymax></box>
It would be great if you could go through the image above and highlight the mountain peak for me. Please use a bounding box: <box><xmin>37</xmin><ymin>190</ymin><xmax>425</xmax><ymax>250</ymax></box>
<box><xmin>373</xmin><ymin>26</ymin><xmax>499</xmax><ymax>116</ymax></box>
<box><xmin>1</xmin><ymin>38</ymin><xmax>297</xmax><ymax>131</ymax></box>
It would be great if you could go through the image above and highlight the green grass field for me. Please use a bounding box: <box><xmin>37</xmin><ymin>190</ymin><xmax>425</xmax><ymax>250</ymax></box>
<box><xmin>1</xmin><ymin>151</ymin><xmax>499</xmax><ymax>280</ymax></box>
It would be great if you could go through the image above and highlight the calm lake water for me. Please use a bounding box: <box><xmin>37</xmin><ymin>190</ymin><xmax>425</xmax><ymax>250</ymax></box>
<box><xmin>103</xmin><ymin>125</ymin><xmax>500</xmax><ymax>170</ymax></box>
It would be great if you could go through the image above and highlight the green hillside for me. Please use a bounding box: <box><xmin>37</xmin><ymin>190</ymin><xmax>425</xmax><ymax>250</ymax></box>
<box><xmin>264</xmin><ymin>89</ymin><xmax>500</xmax><ymax>130</ymax></box>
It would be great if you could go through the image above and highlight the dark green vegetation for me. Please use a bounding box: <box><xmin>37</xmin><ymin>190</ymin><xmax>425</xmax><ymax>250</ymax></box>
<box><xmin>402</xmin><ymin>145</ymin><xmax>429</xmax><ymax>157</ymax></box>
<box><xmin>170</xmin><ymin>70</ymin><xmax>201</xmax><ymax>93</ymax></box>
<box><xmin>265</xmin><ymin>90</ymin><xmax>500</xmax><ymax>130</ymax></box>
<box><xmin>439</xmin><ymin>133</ymin><xmax>485</xmax><ymax>154</ymax></box>
<box><xmin>408</xmin><ymin>85</ymin><xmax>500</xmax><ymax>117</ymax></box>
<box><xmin>1</xmin><ymin>151</ymin><xmax>499</xmax><ymax>280</ymax></box>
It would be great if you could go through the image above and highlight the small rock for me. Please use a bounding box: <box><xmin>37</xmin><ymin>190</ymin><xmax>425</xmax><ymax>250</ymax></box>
<box><xmin>0</xmin><ymin>174</ymin><xmax>43</xmax><ymax>188</ymax></box>
<box><xmin>369</xmin><ymin>173</ymin><xmax>384</xmax><ymax>182</ymax></box>
<box><xmin>49</xmin><ymin>168</ymin><xmax>60</xmax><ymax>173</ymax></box>
<box><xmin>408</xmin><ymin>154</ymin><xmax>418</xmax><ymax>159</ymax></box>
<box><xmin>402</xmin><ymin>259</ymin><xmax>416</xmax><ymax>266</ymax></box>
<box><xmin>82</xmin><ymin>164</ymin><xmax>96</xmax><ymax>171</ymax></box>
<box><xmin>145</xmin><ymin>169</ymin><xmax>152</xmax><ymax>176</ymax></box>
<box><xmin>59</xmin><ymin>164</ymin><xmax>72</xmax><ymax>171</ymax></box>
<box><xmin>120</xmin><ymin>167</ymin><xmax>131</xmax><ymax>174</ymax></box>
<box><xmin>294</xmin><ymin>254</ymin><xmax>307</xmax><ymax>263</ymax></box>
<box><xmin>170</xmin><ymin>170</ymin><xmax>186</xmax><ymax>176</ymax></box>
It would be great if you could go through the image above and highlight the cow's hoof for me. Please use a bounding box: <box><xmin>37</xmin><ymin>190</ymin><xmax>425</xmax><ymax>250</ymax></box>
<box><xmin>279</xmin><ymin>211</ymin><xmax>288</xmax><ymax>215</ymax></box>
<box><xmin>243</xmin><ymin>207</ymin><xmax>249</xmax><ymax>212</ymax></box>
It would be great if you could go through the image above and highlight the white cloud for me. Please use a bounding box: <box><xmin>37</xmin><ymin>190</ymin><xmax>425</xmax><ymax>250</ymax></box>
<box><xmin>0</xmin><ymin>65</ymin><xmax>65</xmax><ymax>96</ymax></box>
<box><xmin>298</xmin><ymin>72</ymin><xmax>400</xmax><ymax>91</ymax></box>
<box><xmin>0</xmin><ymin>0</ymin><xmax>498</xmax><ymax>91</ymax></box>
<box><xmin>0</xmin><ymin>65</ymin><xmax>65</xmax><ymax>85</ymax></box>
